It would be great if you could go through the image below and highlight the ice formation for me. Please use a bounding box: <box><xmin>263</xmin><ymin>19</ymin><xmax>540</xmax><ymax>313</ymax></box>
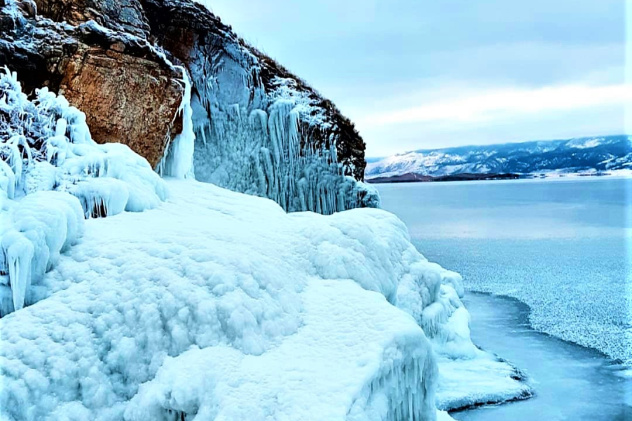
<box><xmin>0</xmin><ymin>69</ymin><xmax>167</xmax><ymax>315</ymax></box>
<box><xmin>0</xmin><ymin>191</ymin><xmax>84</xmax><ymax>314</ymax></box>
<box><xmin>0</xmin><ymin>179</ymin><xmax>464</xmax><ymax>421</ymax></box>
<box><xmin>157</xmin><ymin>66</ymin><xmax>196</xmax><ymax>179</ymax></box>
<box><xmin>186</xmin><ymin>36</ymin><xmax>379</xmax><ymax>214</ymax></box>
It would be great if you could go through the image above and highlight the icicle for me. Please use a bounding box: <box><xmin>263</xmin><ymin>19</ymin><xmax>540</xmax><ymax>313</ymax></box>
<box><xmin>186</xmin><ymin>66</ymin><xmax>378</xmax><ymax>214</ymax></box>
<box><xmin>1</xmin><ymin>231</ymin><xmax>34</xmax><ymax>311</ymax></box>
<box><xmin>158</xmin><ymin>67</ymin><xmax>196</xmax><ymax>179</ymax></box>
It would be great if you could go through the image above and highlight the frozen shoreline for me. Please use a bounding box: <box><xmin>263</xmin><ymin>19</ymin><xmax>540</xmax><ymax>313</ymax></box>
<box><xmin>451</xmin><ymin>291</ymin><xmax>630</xmax><ymax>420</ymax></box>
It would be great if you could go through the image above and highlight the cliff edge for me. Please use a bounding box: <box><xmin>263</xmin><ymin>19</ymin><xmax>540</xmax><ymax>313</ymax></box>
<box><xmin>0</xmin><ymin>0</ymin><xmax>377</xmax><ymax>213</ymax></box>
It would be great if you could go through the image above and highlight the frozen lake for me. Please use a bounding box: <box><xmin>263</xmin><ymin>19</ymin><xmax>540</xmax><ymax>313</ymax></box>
<box><xmin>375</xmin><ymin>176</ymin><xmax>631</xmax><ymax>418</ymax></box>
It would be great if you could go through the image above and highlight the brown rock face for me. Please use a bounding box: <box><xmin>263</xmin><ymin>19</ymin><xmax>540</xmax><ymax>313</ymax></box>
<box><xmin>59</xmin><ymin>46</ymin><xmax>183</xmax><ymax>166</ymax></box>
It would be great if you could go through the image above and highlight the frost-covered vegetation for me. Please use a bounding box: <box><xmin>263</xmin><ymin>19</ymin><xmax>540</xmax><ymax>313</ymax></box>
<box><xmin>0</xmin><ymin>69</ymin><xmax>166</xmax><ymax>315</ymax></box>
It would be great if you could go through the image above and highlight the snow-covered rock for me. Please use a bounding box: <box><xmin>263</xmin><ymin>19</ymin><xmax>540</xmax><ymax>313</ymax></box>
<box><xmin>1</xmin><ymin>0</ymin><xmax>377</xmax><ymax>214</ymax></box>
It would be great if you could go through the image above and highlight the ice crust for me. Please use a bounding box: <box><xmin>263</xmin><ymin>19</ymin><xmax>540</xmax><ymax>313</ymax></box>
<box><xmin>0</xmin><ymin>178</ymin><xmax>468</xmax><ymax>421</ymax></box>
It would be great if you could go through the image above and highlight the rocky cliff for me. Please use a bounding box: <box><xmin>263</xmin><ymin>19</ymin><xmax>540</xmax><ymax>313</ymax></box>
<box><xmin>0</xmin><ymin>0</ymin><xmax>377</xmax><ymax>213</ymax></box>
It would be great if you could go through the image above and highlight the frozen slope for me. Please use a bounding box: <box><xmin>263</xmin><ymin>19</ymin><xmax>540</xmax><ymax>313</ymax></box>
<box><xmin>0</xmin><ymin>178</ymin><xmax>466</xmax><ymax>421</ymax></box>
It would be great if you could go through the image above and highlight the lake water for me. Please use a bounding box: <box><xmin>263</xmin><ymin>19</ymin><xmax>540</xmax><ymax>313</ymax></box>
<box><xmin>374</xmin><ymin>176</ymin><xmax>631</xmax><ymax>419</ymax></box>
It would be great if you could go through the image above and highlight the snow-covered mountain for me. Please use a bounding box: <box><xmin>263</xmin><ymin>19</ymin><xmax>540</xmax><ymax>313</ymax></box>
<box><xmin>366</xmin><ymin>135</ymin><xmax>632</xmax><ymax>179</ymax></box>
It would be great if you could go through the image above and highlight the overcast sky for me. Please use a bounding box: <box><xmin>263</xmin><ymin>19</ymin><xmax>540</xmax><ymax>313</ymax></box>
<box><xmin>204</xmin><ymin>0</ymin><xmax>628</xmax><ymax>157</ymax></box>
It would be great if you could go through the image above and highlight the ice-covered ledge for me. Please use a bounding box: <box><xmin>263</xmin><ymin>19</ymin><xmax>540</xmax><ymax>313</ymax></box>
<box><xmin>1</xmin><ymin>177</ymin><xmax>450</xmax><ymax>420</ymax></box>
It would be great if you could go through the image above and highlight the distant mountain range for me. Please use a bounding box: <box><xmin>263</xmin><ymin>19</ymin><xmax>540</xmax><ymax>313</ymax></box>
<box><xmin>366</xmin><ymin>135</ymin><xmax>632</xmax><ymax>181</ymax></box>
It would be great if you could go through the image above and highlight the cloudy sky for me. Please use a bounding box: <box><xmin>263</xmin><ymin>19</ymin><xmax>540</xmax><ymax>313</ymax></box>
<box><xmin>204</xmin><ymin>0</ymin><xmax>628</xmax><ymax>157</ymax></box>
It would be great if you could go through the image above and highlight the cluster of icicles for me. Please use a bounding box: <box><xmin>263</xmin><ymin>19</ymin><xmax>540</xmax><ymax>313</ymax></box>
<box><xmin>360</xmin><ymin>353</ymin><xmax>437</xmax><ymax>421</ymax></box>
<box><xmin>188</xmin><ymin>50</ymin><xmax>379</xmax><ymax>215</ymax></box>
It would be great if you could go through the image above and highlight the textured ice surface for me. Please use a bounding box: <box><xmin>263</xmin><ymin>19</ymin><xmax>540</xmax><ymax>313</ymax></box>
<box><xmin>0</xmin><ymin>179</ymin><xmax>477</xmax><ymax>421</ymax></box>
<box><xmin>376</xmin><ymin>177</ymin><xmax>631</xmax><ymax>364</ymax></box>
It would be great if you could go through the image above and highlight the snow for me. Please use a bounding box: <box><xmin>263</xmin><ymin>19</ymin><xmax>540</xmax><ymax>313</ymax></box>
<box><xmin>125</xmin><ymin>279</ymin><xmax>436</xmax><ymax>421</ymax></box>
<box><xmin>0</xmin><ymin>178</ymin><xmax>473</xmax><ymax>420</ymax></box>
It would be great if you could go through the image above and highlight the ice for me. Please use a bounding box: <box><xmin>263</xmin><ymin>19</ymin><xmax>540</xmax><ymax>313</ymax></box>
<box><xmin>70</xmin><ymin>178</ymin><xmax>129</xmax><ymax>218</ymax></box>
<box><xmin>184</xmin><ymin>37</ymin><xmax>380</xmax><ymax>214</ymax></box>
<box><xmin>375</xmin><ymin>178</ymin><xmax>632</xmax><ymax>364</ymax></box>
<box><xmin>156</xmin><ymin>67</ymin><xmax>195</xmax><ymax>179</ymax></box>
<box><xmin>451</xmin><ymin>293</ymin><xmax>629</xmax><ymax>420</ymax></box>
<box><xmin>1</xmin><ymin>229</ymin><xmax>32</xmax><ymax>312</ymax></box>
<box><xmin>0</xmin><ymin>191</ymin><xmax>84</xmax><ymax>315</ymax></box>
<box><xmin>0</xmin><ymin>178</ymin><xmax>469</xmax><ymax>420</ymax></box>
